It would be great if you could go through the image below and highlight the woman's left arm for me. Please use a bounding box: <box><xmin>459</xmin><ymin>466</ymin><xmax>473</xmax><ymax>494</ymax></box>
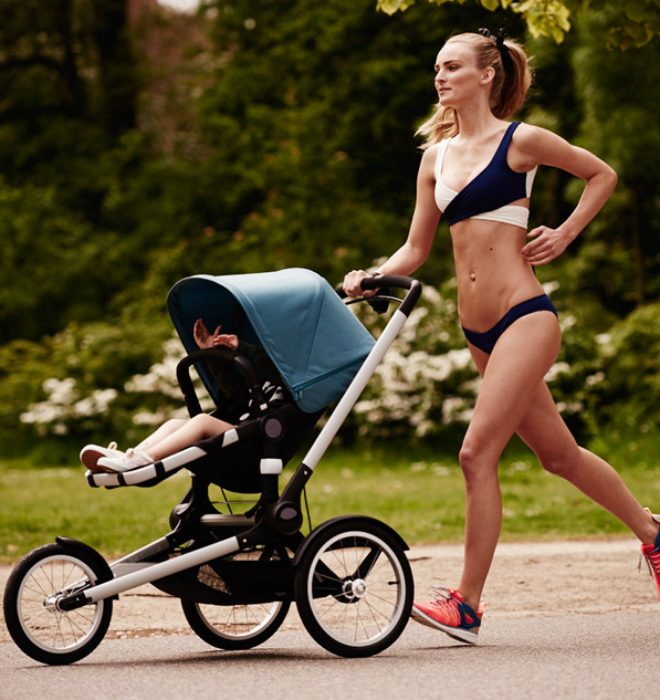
<box><xmin>516</xmin><ymin>125</ymin><xmax>618</xmax><ymax>266</ymax></box>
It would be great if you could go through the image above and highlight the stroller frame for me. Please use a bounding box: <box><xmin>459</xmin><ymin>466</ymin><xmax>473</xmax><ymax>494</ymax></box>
<box><xmin>4</xmin><ymin>274</ymin><xmax>422</xmax><ymax>663</ymax></box>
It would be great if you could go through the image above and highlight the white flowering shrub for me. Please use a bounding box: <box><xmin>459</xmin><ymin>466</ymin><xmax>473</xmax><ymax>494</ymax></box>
<box><xmin>344</xmin><ymin>277</ymin><xmax>627</xmax><ymax>443</ymax></box>
<box><xmin>20</xmin><ymin>378</ymin><xmax>118</xmax><ymax>436</ymax></box>
<box><xmin>17</xmin><ymin>331</ymin><xmax>215</xmax><ymax>444</ymax></box>
<box><xmin>349</xmin><ymin>281</ymin><xmax>479</xmax><ymax>440</ymax></box>
<box><xmin>20</xmin><ymin>377</ymin><xmax>117</xmax><ymax>435</ymax></box>
<box><xmin>7</xmin><ymin>319</ymin><xmax>172</xmax><ymax>451</ymax></box>
<box><xmin>6</xmin><ymin>285</ymin><xmax>657</xmax><ymax>457</ymax></box>
<box><xmin>124</xmin><ymin>335</ymin><xmax>215</xmax><ymax>428</ymax></box>
<box><xmin>578</xmin><ymin>302</ymin><xmax>660</xmax><ymax>435</ymax></box>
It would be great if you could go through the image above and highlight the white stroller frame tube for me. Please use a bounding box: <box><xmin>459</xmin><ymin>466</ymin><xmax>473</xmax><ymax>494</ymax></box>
<box><xmin>302</xmin><ymin>308</ymin><xmax>408</xmax><ymax>471</ymax></box>
<box><xmin>82</xmin><ymin>537</ymin><xmax>241</xmax><ymax>603</ymax></box>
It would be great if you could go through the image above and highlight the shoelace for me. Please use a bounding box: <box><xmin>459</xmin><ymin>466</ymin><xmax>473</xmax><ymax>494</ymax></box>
<box><xmin>429</xmin><ymin>585</ymin><xmax>486</xmax><ymax>615</ymax></box>
<box><xmin>107</xmin><ymin>441</ymin><xmax>118</xmax><ymax>450</ymax></box>
<box><xmin>640</xmin><ymin>547</ymin><xmax>660</xmax><ymax>576</ymax></box>
<box><xmin>638</xmin><ymin>507</ymin><xmax>660</xmax><ymax>576</ymax></box>
<box><xmin>430</xmin><ymin>585</ymin><xmax>454</xmax><ymax>600</ymax></box>
<box><xmin>428</xmin><ymin>585</ymin><xmax>461</xmax><ymax>609</ymax></box>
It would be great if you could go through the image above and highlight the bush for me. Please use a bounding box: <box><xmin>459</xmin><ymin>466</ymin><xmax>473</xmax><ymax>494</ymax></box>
<box><xmin>586</xmin><ymin>302</ymin><xmax>660</xmax><ymax>435</ymax></box>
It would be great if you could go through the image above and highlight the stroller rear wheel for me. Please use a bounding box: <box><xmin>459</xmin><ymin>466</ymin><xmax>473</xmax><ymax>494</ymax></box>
<box><xmin>181</xmin><ymin>546</ymin><xmax>292</xmax><ymax>650</ymax></box>
<box><xmin>3</xmin><ymin>542</ymin><xmax>113</xmax><ymax>665</ymax></box>
<box><xmin>294</xmin><ymin>518</ymin><xmax>413</xmax><ymax>657</ymax></box>
<box><xmin>181</xmin><ymin>599</ymin><xmax>290</xmax><ymax>650</ymax></box>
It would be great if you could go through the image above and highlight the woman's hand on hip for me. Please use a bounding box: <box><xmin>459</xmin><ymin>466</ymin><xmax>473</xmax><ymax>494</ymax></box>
<box><xmin>522</xmin><ymin>225</ymin><xmax>573</xmax><ymax>266</ymax></box>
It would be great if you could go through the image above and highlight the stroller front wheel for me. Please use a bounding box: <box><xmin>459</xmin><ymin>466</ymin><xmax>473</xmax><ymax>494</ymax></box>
<box><xmin>3</xmin><ymin>542</ymin><xmax>113</xmax><ymax>665</ymax></box>
<box><xmin>294</xmin><ymin>518</ymin><xmax>414</xmax><ymax>658</ymax></box>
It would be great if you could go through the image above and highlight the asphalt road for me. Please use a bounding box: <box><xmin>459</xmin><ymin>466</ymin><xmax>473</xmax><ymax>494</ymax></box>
<box><xmin>1</xmin><ymin>609</ymin><xmax>657</xmax><ymax>700</ymax></box>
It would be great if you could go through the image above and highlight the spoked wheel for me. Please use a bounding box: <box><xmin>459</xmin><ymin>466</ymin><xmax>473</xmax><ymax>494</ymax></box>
<box><xmin>294</xmin><ymin>518</ymin><xmax>414</xmax><ymax>658</ymax></box>
<box><xmin>3</xmin><ymin>543</ymin><xmax>113</xmax><ymax>665</ymax></box>
<box><xmin>181</xmin><ymin>547</ymin><xmax>291</xmax><ymax>650</ymax></box>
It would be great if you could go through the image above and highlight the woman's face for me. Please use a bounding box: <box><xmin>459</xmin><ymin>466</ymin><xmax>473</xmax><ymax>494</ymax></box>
<box><xmin>434</xmin><ymin>40</ymin><xmax>489</xmax><ymax>107</ymax></box>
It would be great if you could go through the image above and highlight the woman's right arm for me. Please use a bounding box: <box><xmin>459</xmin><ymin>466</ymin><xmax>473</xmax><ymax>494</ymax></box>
<box><xmin>343</xmin><ymin>145</ymin><xmax>441</xmax><ymax>295</ymax></box>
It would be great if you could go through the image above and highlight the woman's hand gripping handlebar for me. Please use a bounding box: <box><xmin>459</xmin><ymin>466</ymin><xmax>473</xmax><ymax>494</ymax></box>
<box><xmin>337</xmin><ymin>272</ymin><xmax>422</xmax><ymax>317</ymax></box>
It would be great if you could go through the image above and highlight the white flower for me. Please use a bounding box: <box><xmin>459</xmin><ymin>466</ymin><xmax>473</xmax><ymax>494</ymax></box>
<box><xmin>42</xmin><ymin>377</ymin><xmax>77</xmax><ymax>405</ymax></box>
<box><xmin>585</xmin><ymin>371</ymin><xmax>605</xmax><ymax>387</ymax></box>
<box><xmin>545</xmin><ymin>361</ymin><xmax>570</xmax><ymax>382</ymax></box>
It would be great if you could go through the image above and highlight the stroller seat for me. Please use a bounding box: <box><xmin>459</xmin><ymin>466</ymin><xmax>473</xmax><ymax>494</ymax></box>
<box><xmin>86</xmin><ymin>269</ymin><xmax>372</xmax><ymax>495</ymax></box>
<box><xmin>85</xmin><ymin>397</ymin><xmax>322</xmax><ymax>492</ymax></box>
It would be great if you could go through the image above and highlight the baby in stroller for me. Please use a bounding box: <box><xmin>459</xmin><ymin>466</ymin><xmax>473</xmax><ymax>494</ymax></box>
<box><xmin>80</xmin><ymin>319</ymin><xmax>287</xmax><ymax>473</ymax></box>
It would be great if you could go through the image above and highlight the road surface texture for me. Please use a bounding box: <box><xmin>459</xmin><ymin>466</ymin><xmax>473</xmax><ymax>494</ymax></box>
<box><xmin>2</xmin><ymin>539</ymin><xmax>658</xmax><ymax>699</ymax></box>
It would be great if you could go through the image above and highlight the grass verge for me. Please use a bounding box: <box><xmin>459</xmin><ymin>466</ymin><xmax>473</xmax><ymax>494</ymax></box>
<box><xmin>1</xmin><ymin>434</ymin><xmax>658</xmax><ymax>563</ymax></box>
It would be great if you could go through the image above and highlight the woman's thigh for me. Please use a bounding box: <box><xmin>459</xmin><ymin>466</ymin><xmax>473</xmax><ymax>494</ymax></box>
<box><xmin>463</xmin><ymin>312</ymin><xmax>561</xmax><ymax>458</ymax></box>
<box><xmin>515</xmin><ymin>382</ymin><xmax>581</xmax><ymax>471</ymax></box>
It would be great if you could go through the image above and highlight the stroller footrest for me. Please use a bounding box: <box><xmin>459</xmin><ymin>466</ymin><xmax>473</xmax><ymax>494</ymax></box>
<box><xmin>86</xmin><ymin>447</ymin><xmax>207</xmax><ymax>488</ymax></box>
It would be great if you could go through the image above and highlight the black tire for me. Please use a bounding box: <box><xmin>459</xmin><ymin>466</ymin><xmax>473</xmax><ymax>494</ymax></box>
<box><xmin>181</xmin><ymin>598</ymin><xmax>290</xmax><ymax>650</ymax></box>
<box><xmin>3</xmin><ymin>543</ymin><xmax>113</xmax><ymax>665</ymax></box>
<box><xmin>181</xmin><ymin>547</ymin><xmax>291</xmax><ymax>650</ymax></box>
<box><xmin>294</xmin><ymin>519</ymin><xmax>414</xmax><ymax>658</ymax></box>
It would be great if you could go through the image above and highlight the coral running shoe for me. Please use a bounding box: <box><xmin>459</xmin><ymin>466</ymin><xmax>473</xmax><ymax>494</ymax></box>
<box><xmin>411</xmin><ymin>587</ymin><xmax>482</xmax><ymax>645</ymax></box>
<box><xmin>641</xmin><ymin>508</ymin><xmax>660</xmax><ymax>601</ymax></box>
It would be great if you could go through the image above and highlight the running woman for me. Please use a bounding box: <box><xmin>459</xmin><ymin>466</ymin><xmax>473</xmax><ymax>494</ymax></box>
<box><xmin>342</xmin><ymin>29</ymin><xmax>660</xmax><ymax>645</ymax></box>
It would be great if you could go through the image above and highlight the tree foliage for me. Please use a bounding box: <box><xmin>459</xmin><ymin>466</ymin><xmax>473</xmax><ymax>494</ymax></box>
<box><xmin>0</xmin><ymin>0</ymin><xmax>656</xmax><ymax>457</ymax></box>
<box><xmin>377</xmin><ymin>0</ymin><xmax>660</xmax><ymax>47</ymax></box>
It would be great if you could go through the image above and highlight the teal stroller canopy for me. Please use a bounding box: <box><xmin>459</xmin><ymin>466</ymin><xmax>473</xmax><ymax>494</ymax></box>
<box><xmin>167</xmin><ymin>268</ymin><xmax>375</xmax><ymax>413</ymax></box>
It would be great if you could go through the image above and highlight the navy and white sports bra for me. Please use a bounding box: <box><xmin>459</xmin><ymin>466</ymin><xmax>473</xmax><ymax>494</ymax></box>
<box><xmin>434</xmin><ymin>121</ymin><xmax>537</xmax><ymax>228</ymax></box>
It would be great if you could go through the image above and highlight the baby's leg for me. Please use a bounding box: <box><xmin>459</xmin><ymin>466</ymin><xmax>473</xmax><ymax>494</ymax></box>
<box><xmin>135</xmin><ymin>419</ymin><xmax>187</xmax><ymax>452</ymax></box>
<box><xmin>146</xmin><ymin>414</ymin><xmax>234</xmax><ymax>461</ymax></box>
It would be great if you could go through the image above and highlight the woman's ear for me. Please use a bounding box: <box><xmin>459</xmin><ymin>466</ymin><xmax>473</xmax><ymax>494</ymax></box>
<box><xmin>480</xmin><ymin>66</ymin><xmax>495</xmax><ymax>86</ymax></box>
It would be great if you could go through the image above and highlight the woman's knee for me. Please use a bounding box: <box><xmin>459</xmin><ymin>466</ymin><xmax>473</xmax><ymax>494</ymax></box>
<box><xmin>458</xmin><ymin>438</ymin><xmax>499</xmax><ymax>485</ymax></box>
<box><xmin>535</xmin><ymin>443</ymin><xmax>581</xmax><ymax>477</ymax></box>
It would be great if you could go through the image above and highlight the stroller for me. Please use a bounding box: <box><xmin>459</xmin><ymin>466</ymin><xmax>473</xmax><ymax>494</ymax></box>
<box><xmin>3</xmin><ymin>268</ymin><xmax>422</xmax><ymax>664</ymax></box>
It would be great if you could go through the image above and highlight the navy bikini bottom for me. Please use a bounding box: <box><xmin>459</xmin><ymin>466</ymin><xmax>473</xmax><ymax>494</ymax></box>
<box><xmin>462</xmin><ymin>294</ymin><xmax>557</xmax><ymax>354</ymax></box>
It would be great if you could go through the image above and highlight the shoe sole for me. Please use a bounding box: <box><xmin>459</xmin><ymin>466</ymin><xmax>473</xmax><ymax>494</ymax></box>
<box><xmin>410</xmin><ymin>607</ymin><xmax>480</xmax><ymax>645</ymax></box>
<box><xmin>80</xmin><ymin>447</ymin><xmax>107</xmax><ymax>470</ymax></box>
<box><xmin>80</xmin><ymin>447</ymin><xmax>126</xmax><ymax>472</ymax></box>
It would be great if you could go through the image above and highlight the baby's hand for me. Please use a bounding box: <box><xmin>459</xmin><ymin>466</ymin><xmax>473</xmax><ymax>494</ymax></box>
<box><xmin>213</xmin><ymin>333</ymin><xmax>239</xmax><ymax>351</ymax></box>
<box><xmin>193</xmin><ymin>319</ymin><xmax>239</xmax><ymax>350</ymax></box>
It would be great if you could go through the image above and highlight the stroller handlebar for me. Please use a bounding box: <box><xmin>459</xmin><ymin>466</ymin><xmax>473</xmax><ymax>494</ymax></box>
<box><xmin>361</xmin><ymin>273</ymin><xmax>417</xmax><ymax>292</ymax></box>
<box><xmin>335</xmin><ymin>274</ymin><xmax>422</xmax><ymax>316</ymax></box>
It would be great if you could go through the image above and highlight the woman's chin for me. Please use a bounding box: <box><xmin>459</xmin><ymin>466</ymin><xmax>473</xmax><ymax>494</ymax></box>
<box><xmin>437</xmin><ymin>93</ymin><xmax>456</xmax><ymax>108</ymax></box>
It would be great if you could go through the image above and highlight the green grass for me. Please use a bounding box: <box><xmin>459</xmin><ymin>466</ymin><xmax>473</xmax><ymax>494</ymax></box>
<box><xmin>1</xmin><ymin>435</ymin><xmax>659</xmax><ymax>563</ymax></box>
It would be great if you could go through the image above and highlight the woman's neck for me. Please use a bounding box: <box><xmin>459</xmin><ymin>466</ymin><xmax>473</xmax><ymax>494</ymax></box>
<box><xmin>454</xmin><ymin>104</ymin><xmax>501</xmax><ymax>140</ymax></box>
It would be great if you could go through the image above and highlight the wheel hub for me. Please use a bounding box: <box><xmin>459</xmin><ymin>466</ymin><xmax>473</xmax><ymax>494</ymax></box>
<box><xmin>342</xmin><ymin>578</ymin><xmax>367</xmax><ymax>601</ymax></box>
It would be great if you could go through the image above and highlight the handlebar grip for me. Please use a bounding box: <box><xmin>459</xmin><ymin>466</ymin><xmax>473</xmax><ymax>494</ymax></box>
<box><xmin>335</xmin><ymin>273</ymin><xmax>422</xmax><ymax>317</ymax></box>
<box><xmin>362</xmin><ymin>274</ymin><xmax>416</xmax><ymax>291</ymax></box>
<box><xmin>335</xmin><ymin>273</ymin><xmax>416</xmax><ymax>297</ymax></box>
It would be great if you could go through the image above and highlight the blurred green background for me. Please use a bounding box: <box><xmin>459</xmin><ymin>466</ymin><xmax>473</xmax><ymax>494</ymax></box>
<box><xmin>0</xmin><ymin>0</ymin><xmax>657</xmax><ymax>464</ymax></box>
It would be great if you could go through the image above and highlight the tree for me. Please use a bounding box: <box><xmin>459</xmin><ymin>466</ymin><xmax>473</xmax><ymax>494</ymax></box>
<box><xmin>376</xmin><ymin>0</ymin><xmax>660</xmax><ymax>47</ymax></box>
